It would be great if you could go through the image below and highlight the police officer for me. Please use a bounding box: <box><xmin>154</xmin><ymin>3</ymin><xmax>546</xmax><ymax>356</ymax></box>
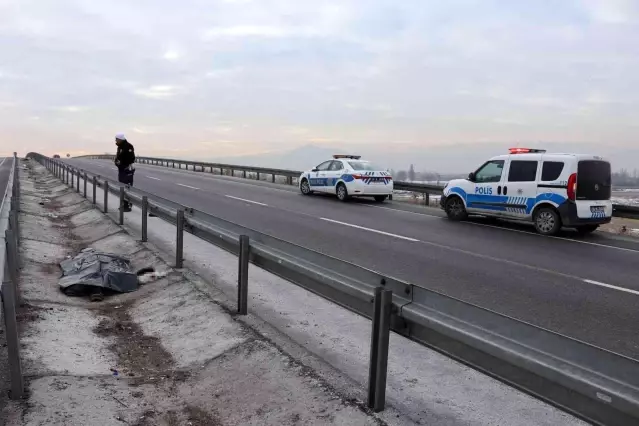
<box><xmin>114</xmin><ymin>133</ymin><xmax>136</xmax><ymax>212</ymax></box>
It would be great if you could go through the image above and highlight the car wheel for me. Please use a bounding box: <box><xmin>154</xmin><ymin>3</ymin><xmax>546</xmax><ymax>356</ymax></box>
<box><xmin>374</xmin><ymin>195</ymin><xmax>387</xmax><ymax>203</ymax></box>
<box><xmin>336</xmin><ymin>183</ymin><xmax>349</xmax><ymax>201</ymax></box>
<box><xmin>533</xmin><ymin>207</ymin><xmax>561</xmax><ymax>235</ymax></box>
<box><xmin>576</xmin><ymin>224</ymin><xmax>599</xmax><ymax>235</ymax></box>
<box><xmin>445</xmin><ymin>196</ymin><xmax>468</xmax><ymax>221</ymax></box>
<box><xmin>300</xmin><ymin>179</ymin><xmax>313</xmax><ymax>195</ymax></box>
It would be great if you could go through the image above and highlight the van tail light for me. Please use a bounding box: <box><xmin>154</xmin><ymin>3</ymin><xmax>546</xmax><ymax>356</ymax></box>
<box><xmin>567</xmin><ymin>173</ymin><xmax>577</xmax><ymax>201</ymax></box>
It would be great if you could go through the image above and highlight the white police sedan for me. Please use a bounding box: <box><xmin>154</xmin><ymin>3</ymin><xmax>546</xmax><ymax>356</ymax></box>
<box><xmin>299</xmin><ymin>155</ymin><xmax>393</xmax><ymax>202</ymax></box>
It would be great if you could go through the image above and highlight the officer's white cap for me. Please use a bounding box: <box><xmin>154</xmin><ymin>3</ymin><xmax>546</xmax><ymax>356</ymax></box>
<box><xmin>115</xmin><ymin>133</ymin><xmax>126</xmax><ymax>140</ymax></box>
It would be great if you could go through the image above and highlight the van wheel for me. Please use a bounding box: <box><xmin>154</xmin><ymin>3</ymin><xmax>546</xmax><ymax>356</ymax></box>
<box><xmin>534</xmin><ymin>207</ymin><xmax>561</xmax><ymax>235</ymax></box>
<box><xmin>300</xmin><ymin>179</ymin><xmax>313</xmax><ymax>195</ymax></box>
<box><xmin>374</xmin><ymin>195</ymin><xmax>387</xmax><ymax>203</ymax></box>
<box><xmin>445</xmin><ymin>196</ymin><xmax>468</xmax><ymax>221</ymax></box>
<box><xmin>576</xmin><ymin>225</ymin><xmax>599</xmax><ymax>235</ymax></box>
<box><xmin>336</xmin><ymin>183</ymin><xmax>349</xmax><ymax>201</ymax></box>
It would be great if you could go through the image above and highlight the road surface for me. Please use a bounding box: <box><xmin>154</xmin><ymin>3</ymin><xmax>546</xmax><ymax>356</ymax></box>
<box><xmin>0</xmin><ymin>157</ymin><xmax>11</xmax><ymax>204</ymax></box>
<box><xmin>67</xmin><ymin>158</ymin><xmax>639</xmax><ymax>359</ymax></box>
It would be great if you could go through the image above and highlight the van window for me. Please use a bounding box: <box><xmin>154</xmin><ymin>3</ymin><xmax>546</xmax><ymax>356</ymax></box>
<box><xmin>577</xmin><ymin>161</ymin><xmax>611</xmax><ymax>200</ymax></box>
<box><xmin>541</xmin><ymin>161</ymin><xmax>564</xmax><ymax>181</ymax></box>
<box><xmin>474</xmin><ymin>160</ymin><xmax>504</xmax><ymax>183</ymax></box>
<box><xmin>508</xmin><ymin>161</ymin><xmax>538</xmax><ymax>182</ymax></box>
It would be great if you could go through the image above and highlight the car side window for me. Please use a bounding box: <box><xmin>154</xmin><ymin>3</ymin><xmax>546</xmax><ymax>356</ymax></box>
<box><xmin>541</xmin><ymin>161</ymin><xmax>564</xmax><ymax>181</ymax></box>
<box><xmin>315</xmin><ymin>161</ymin><xmax>332</xmax><ymax>171</ymax></box>
<box><xmin>474</xmin><ymin>160</ymin><xmax>504</xmax><ymax>183</ymax></box>
<box><xmin>328</xmin><ymin>161</ymin><xmax>343</xmax><ymax>171</ymax></box>
<box><xmin>508</xmin><ymin>160</ymin><xmax>538</xmax><ymax>182</ymax></box>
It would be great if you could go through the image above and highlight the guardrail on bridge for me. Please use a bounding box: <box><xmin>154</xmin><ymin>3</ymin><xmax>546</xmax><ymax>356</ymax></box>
<box><xmin>0</xmin><ymin>153</ymin><xmax>25</xmax><ymax>399</ymax></box>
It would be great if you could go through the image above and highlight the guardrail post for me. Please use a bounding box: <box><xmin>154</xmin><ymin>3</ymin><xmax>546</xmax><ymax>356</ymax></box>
<box><xmin>141</xmin><ymin>196</ymin><xmax>148</xmax><ymax>242</ymax></box>
<box><xmin>92</xmin><ymin>176</ymin><xmax>97</xmax><ymax>205</ymax></box>
<box><xmin>76</xmin><ymin>170</ymin><xmax>80</xmax><ymax>192</ymax></box>
<box><xmin>368</xmin><ymin>287</ymin><xmax>392</xmax><ymax>413</ymax></box>
<box><xmin>176</xmin><ymin>210</ymin><xmax>184</xmax><ymax>268</ymax></box>
<box><xmin>172</xmin><ymin>161</ymin><xmax>175</xmax><ymax>168</ymax></box>
<box><xmin>66</xmin><ymin>166</ymin><xmax>70</xmax><ymax>185</ymax></box>
<box><xmin>231</xmin><ymin>169</ymin><xmax>234</xmax><ymax>177</ymax></box>
<box><xmin>9</xmin><ymin>208</ymin><xmax>19</xmax><ymax>256</ymax></box>
<box><xmin>103</xmin><ymin>181</ymin><xmax>109</xmax><ymax>213</ymax></box>
<box><xmin>179</xmin><ymin>163</ymin><xmax>182</xmax><ymax>169</ymax></box>
<box><xmin>424</xmin><ymin>193</ymin><xmax>430</xmax><ymax>206</ymax></box>
<box><xmin>242</xmin><ymin>170</ymin><xmax>247</xmax><ymax>178</ymax></box>
<box><xmin>287</xmin><ymin>176</ymin><xmax>293</xmax><ymax>185</ymax></box>
<box><xmin>256</xmin><ymin>172</ymin><xmax>260</xmax><ymax>181</ymax></box>
<box><xmin>119</xmin><ymin>187</ymin><xmax>125</xmax><ymax>225</ymax></box>
<box><xmin>271</xmin><ymin>174</ymin><xmax>275</xmax><ymax>183</ymax></box>
<box><xmin>237</xmin><ymin>235</ymin><xmax>249</xmax><ymax>315</ymax></box>
<box><xmin>83</xmin><ymin>172</ymin><xmax>87</xmax><ymax>198</ymax></box>
<box><xmin>2</xmin><ymin>237</ymin><xmax>25</xmax><ymax>399</ymax></box>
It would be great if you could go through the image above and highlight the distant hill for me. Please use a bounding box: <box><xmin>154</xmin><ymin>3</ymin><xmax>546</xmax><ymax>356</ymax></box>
<box><xmin>199</xmin><ymin>142</ymin><xmax>638</xmax><ymax>174</ymax></box>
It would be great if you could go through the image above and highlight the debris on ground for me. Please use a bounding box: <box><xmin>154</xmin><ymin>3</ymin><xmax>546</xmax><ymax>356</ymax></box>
<box><xmin>59</xmin><ymin>248</ymin><xmax>165</xmax><ymax>300</ymax></box>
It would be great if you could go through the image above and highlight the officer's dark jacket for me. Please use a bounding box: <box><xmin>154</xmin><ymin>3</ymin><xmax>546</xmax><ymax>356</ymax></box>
<box><xmin>116</xmin><ymin>140</ymin><xmax>136</xmax><ymax>168</ymax></box>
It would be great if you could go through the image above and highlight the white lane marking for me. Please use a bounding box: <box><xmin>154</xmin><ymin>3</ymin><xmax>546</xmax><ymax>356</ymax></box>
<box><xmin>176</xmin><ymin>183</ymin><xmax>200</xmax><ymax>190</ymax></box>
<box><xmin>583</xmin><ymin>279</ymin><xmax>639</xmax><ymax>296</ymax></box>
<box><xmin>416</xmin><ymin>237</ymin><xmax>639</xmax><ymax>294</ymax></box>
<box><xmin>146</xmin><ymin>176</ymin><xmax>161</xmax><ymax>181</ymax></box>
<box><xmin>320</xmin><ymin>218</ymin><xmax>419</xmax><ymax>242</ymax></box>
<box><xmin>0</xmin><ymin>158</ymin><xmax>6</xmax><ymax>167</ymax></box>
<box><xmin>225</xmin><ymin>195</ymin><xmax>268</xmax><ymax>206</ymax></box>
<box><xmin>465</xmin><ymin>221</ymin><xmax>639</xmax><ymax>254</ymax></box>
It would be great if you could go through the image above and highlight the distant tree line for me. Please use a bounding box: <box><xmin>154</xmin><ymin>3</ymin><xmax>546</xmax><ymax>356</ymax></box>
<box><xmin>389</xmin><ymin>164</ymin><xmax>462</xmax><ymax>185</ymax></box>
<box><xmin>613</xmin><ymin>169</ymin><xmax>639</xmax><ymax>187</ymax></box>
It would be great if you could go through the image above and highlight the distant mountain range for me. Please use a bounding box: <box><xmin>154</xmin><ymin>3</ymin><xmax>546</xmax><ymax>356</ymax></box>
<box><xmin>197</xmin><ymin>142</ymin><xmax>638</xmax><ymax>175</ymax></box>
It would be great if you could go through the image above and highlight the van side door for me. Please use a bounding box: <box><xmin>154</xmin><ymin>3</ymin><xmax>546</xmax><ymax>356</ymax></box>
<box><xmin>467</xmin><ymin>159</ymin><xmax>507</xmax><ymax>215</ymax></box>
<box><xmin>503</xmin><ymin>156</ymin><xmax>540</xmax><ymax>219</ymax></box>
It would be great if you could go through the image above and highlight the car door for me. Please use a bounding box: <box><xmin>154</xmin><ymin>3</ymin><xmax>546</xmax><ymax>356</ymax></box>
<box><xmin>503</xmin><ymin>158</ymin><xmax>540</xmax><ymax>219</ymax></box>
<box><xmin>325</xmin><ymin>160</ymin><xmax>345</xmax><ymax>193</ymax></box>
<box><xmin>309</xmin><ymin>160</ymin><xmax>333</xmax><ymax>193</ymax></box>
<box><xmin>467</xmin><ymin>159</ymin><xmax>506</xmax><ymax>215</ymax></box>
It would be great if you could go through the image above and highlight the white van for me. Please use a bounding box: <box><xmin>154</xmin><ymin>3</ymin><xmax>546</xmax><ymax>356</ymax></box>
<box><xmin>440</xmin><ymin>148</ymin><xmax>613</xmax><ymax>235</ymax></box>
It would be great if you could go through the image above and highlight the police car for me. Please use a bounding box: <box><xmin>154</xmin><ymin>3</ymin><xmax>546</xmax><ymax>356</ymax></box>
<box><xmin>440</xmin><ymin>148</ymin><xmax>613</xmax><ymax>235</ymax></box>
<box><xmin>299</xmin><ymin>155</ymin><xmax>393</xmax><ymax>202</ymax></box>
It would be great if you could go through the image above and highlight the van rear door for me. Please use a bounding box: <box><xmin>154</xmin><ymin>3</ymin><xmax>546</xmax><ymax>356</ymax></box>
<box><xmin>576</xmin><ymin>160</ymin><xmax>612</xmax><ymax>219</ymax></box>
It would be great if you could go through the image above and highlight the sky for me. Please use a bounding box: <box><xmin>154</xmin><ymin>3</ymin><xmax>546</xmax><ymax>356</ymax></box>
<box><xmin>0</xmin><ymin>0</ymin><xmax>638</xmax><ymax>168</ymax></box>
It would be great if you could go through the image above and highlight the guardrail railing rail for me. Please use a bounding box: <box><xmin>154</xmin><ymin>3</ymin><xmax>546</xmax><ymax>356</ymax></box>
<box><xmin>74</xmin><ymin>154</ymin><xmax>639</xmax><ymax>218</ymax></box>
<box><xmin>28</xmin><ymin>153</ymin><xmax>639</xmax><ymax>425</ymax></box>
<box><xmin>1</xmin><ymin>152</ymin><xmax>25</xmax><ymax>399</ymax></box>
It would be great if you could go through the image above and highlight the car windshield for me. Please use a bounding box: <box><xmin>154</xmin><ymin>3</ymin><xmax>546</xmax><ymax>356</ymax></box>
<box><xmin>348</xmin><ymin>161</ymin><xmax>381</xmax><ymax>171</ymax></box>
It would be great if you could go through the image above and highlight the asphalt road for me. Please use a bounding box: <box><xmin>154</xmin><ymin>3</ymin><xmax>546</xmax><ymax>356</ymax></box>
<box><xmin>68</xmin><ymin>158</ymin><xmax>639</xmax><ymax>359</ymax></box>
<box><xmin>0</xmin><ymin>157</ymin><xmax>11</xmax><ymax>204</ymax></box>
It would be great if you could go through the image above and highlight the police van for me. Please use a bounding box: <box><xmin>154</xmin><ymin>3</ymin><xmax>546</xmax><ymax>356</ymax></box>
<box><xmin>440</xmin><ymin>148</ymin><xmax>613</xmax><ymax>235</ymax></box>
<box><xmin>299</xmin><ymin>155</ymin><xmax>393</xmax><ymax>202</ymax></box>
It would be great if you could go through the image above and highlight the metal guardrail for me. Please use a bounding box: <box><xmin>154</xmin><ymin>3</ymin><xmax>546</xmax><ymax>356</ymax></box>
<box><xmin>74</xmin><ymin>154</ymin><xmax>639</xmax><ymax>219</ymax></box>
<box><xmin>0</xmin><ymin>153</ymin><xmax>25</xmax><ymax>399</ymax></box>
<box><xmin>29</xmin><ymin>153</ymin><xmax>639</xmax><ymax>425</ymax></box>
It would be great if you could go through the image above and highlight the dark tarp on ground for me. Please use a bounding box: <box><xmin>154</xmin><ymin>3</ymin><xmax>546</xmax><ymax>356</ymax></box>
<box><xmin>59</xmin><ymin>248</ymin><xmax>139</xmax><ymax>296</ymax></box>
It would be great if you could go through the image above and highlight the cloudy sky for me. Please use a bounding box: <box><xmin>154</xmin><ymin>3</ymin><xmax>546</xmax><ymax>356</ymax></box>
<box><xmin>1</xmin><ymin>0</ymin><xmax>638</xmax><ymax>163</ymax></box>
